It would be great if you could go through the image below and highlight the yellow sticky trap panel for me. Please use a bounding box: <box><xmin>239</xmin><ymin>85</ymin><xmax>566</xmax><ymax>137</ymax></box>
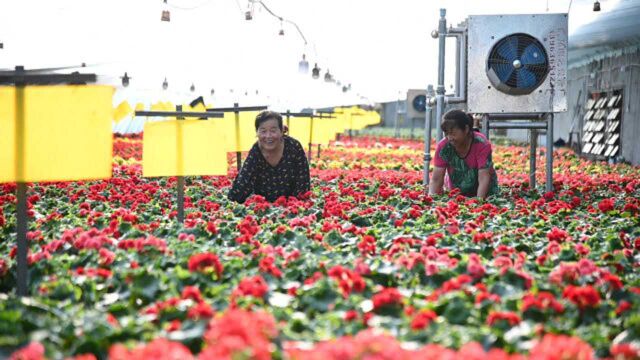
<box><xmin>223</xmin><ymin>111</ymin><xmax>257</xmax><ymax>152</ymax></box>
<box><xmin>143</xmin><ymin>119</ymin><xmax>228</xmax><ymax>177</ymax></box>
<box><xmin>113</xmin><ymin>100</ymin><xmax>133</xmax><ymax>124</ymax></box>
<box><xmin>0</xmin><ymin>85</ymin><xmax>114</xmax><ymax>183</ymax></box>
<box><xmin>289</xmin><ymin>116</ymin><xmax>312</xmax><ymax>146</ymax></box>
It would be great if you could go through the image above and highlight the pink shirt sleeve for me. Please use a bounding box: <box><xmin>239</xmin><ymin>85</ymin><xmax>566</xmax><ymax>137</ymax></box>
<box><xmin>474</xmin><ymin>140</ymin><xmax>492</xmax><ymax>169</ymax></box>
<box><xmin>433</xmin><ymin>139</ymin><xmax>448</xmax><ymax>168</ymax></box>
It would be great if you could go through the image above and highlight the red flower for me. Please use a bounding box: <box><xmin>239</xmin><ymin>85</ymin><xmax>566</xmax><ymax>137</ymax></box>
<box><xmin>522</xmin><ymin>291</ymin><xmax>564</xmax><ymax>313</ymax></box>
<box><xmin>547</xmin><ymin>227</ymin><xmax>570</xmax><ymax>242</ymax></box>
<box><xmin>487</xmin><ymin>311</ymin><xmax>521</xmax><ymax>327</ymax></box>
<box><xmin>187</xmin><ymin>301</ymin><xmax>214</xmax><ymax>320</ymax></box>
<box><xmin>598</xmin><ymin>198</ymin><xmax>615</xmax><ymax>213</ymax></box>
<box><xmin>372</xmin><ymin>287</ymin><xmax>403</xmax><ymax>311</ymax></box>
<box><xmin>181</xmin><ymin>286</ymin><xmax>204</xmax><ymax>303</ymax></box>
<box><xmin>9</xmin><ymin>342</ymin><xmax>45</xmax><ymax>360</ymax></box>
<box><xmin>610</xmin><ymin>343</ymin><xmax>640</xmax><ymax>359</ymax></box>
<box><xmin>201</xmin><ymin>309</ymin><xmax>277</xmax><ymax>360</ymax></box>
<box><xmin>562</xmin><ymin>285</ymin><xmax>601</xmax><ymax>309</ymax></box>
<box><xmin>187</xmin><ymin>252</ymin><xmax>223</xmax><ymax>278</ymax></box>
<box><xmin>108</xmin><ymin>338</ymin><xmax>194</xmax><ymax>360</ymax></box>
<box><xmin>529</xmin><ymin>334</ymin><xmax>594</xmax><ymax>360</ymax></box>
<box><xmin>410</xmin><ymin>310</ymin><xmax>437</xmax><ymax>330</ymax></box>
<box><xmin>235</xmin><ymin>275</ymin><xmax>269</xmax><ymax>298</ymax></box>
<box><xmin>344</xmin><ymin>310</ymin><xmax>359</xmax><ymax>322</ymax></box>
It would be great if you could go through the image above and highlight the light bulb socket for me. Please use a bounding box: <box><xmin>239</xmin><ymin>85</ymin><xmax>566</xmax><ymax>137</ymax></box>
<box><xmin>593</xmin><ymin>1</ymin><xmax>601</xmax><ymax>11</ymax></box>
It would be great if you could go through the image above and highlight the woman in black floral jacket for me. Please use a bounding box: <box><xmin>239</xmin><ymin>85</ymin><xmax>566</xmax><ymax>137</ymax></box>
<box><xmin>228</xmin><ymin>111</ymin><xmax>310</xmax><ymax>203</ymax></box>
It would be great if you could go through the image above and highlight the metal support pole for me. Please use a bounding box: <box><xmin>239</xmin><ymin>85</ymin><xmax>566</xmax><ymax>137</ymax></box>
<box><xmin>317</xmin><ymin>144</ymin><xmax>321</xmax><ymax>159</ymax></box>
<box><xmin>482</xmin><ymin>114</ymin><xmax>490</xmax><ymax>139</ymax></box>
<box><xmin>546</xmin><ymin>113</ymin><xmax>554</xmax><ymax>193</ymax></box>
<box><xmin>234</xmin><ymin>103</ymin><xmax>242</xmax><ymax>170</ymax></box>
<box><xmin>424</xmin><ymin>105</ymin><xmax>433</xmax><ymax>189</ymax></box>
<box><xmin>15</xmin><ymin>80</ymin><xmax>28</xmax><ymax>296</ymax></box>
<box><xmin>529</xmin><ymin>129</ymin><xmax>537</xmax><ymax>191</ymax></box>
<box><xmin>175</xmin><ymin>105</ymin><xmax>185</xmax><ymax>224</ymax></box>
<box><xmin>16</xmin><ymin>182</ymin><xmax>28</xmax><ymax>296</ymax></box>
<box><xmin>435</xmin><ymin>8</ymin><xmax>447</xmax><ymax>142</ymax></box>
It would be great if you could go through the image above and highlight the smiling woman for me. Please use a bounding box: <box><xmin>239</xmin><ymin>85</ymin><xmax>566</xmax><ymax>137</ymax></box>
<box><xmin>228</xmin><ymin>110</ymin><xmax>311</xmax><ymax>203</ymax></box>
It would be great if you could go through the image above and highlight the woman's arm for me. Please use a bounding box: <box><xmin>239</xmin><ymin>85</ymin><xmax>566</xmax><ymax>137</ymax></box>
<box><xmin>429</xmin><ymin>166</ymin><xmax>446</xmax><ymax>195</ymax></box>
<box><xmin>477</xmin><ymin>168</ymin><xmax>491</xmax><ymax>199</ymax></box>
<box><xmin>228</xmin><ymin>148</ymin><xmax>258</xmax><ymax>203</ymax></box>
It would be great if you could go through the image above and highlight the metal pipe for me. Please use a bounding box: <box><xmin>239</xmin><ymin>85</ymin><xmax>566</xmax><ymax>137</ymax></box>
<box><xmin>482</xmin><ymin>114</ymin><xmax>490</xmax><ymax>139</ymax></box>
<box><xmin>176</xmin><ymin>105</ymin><xmax>185</xmax><ymax>224</ymax></box>
<box><xmin>15</xmin><ymin>74</ymin><xmax>28</xmax><ymax>297</ymax></box>
<box><xmin>484</xmin><ymin>113</ymin><xmax>546</xmax><ymax>120</ymax></box>
<box><xmin>435</xmin><ymin>8</ymin><xmax>447</xmax><ymax>142</ymax></box>
<box><xmin>424</xmin><ymin>104</ymin><xmax>433</xmax><ymax>188</ymax></box>
<box><xmin>530</xmin><ymin>129</ymin><xmax>537</xmax><ymax>191</ymax></box>
<box><xmin>135</xmin><ymin>111</ymin><xmax>223</xmax><ymax>118</ymax></box>
<box><xmin>454</xmin><ymin>32</ymin><xmax>461</xmax><ymax>99</ymax></box>
<box><xmin>489</xmin><ymin>122</ymin><xmax>549</xmax><ymax>130</ymax></box>
<box><xmin>546</xmin><ymin>113</ymin><xmax>554</xmax><ymax>193</ymax></box>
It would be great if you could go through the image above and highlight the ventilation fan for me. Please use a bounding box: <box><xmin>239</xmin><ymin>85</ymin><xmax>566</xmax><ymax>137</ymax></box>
<box><xmin>486</xmin><ymin>33</ymin><xmax>548</xmax><ymax>95</ymax></box>
<box><xmin>467</xmin><ymin>14</ymin><xmax>568</xmax><ymax>113</ymax></box>
<box><xmin>406</xmin><ymin>89</ymin><xmax>427</xmax><ymax>119</ymax></box>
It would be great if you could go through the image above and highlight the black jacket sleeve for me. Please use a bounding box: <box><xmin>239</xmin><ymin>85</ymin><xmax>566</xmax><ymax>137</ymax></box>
<box><xmin>292</xmin><ymin>140</ymin><xmax>311</xmax><ymax>197</ymax></box>
<box><xmin>228</xmin><ymin>146</ymin><xmax>259</xmax><ymax>203</ymax></box>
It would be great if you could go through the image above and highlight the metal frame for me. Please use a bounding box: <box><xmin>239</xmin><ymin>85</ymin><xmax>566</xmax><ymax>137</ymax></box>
<box><xmin>427</xmin><ymin>10</ymin><xmax>559</xmax><ymax>195</ymax></box>
<box><xmin>134</xmin><ymin>108</ymin><xmax>224</xmax><ymax>224</ymax></box>
<box><xmin>0</xmin><ymin>66</ymin><xmax>97</xmax><ymax>297</ymax></box>
<box><xmin>206</xmin><ymin>104</ymin><xmax>268</xmax><ymax>170</ymax></box>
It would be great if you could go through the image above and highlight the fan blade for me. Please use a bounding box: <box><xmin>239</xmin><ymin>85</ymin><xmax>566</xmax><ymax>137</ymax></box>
<box><xmin>493</xmin><ymin>63</ymin><xmax>514</xmax><ymax>83</ymax></box>
<box><xmin>497</xmin><ymin>36</ymin><xmax>518</xmax><ymax>62</ymax></box>
<box><xmin>517</xmin><ymin>68</ymin><xmax>537</xmax><ymax>88</ymax></box>
<box><xmin>520</xmin><ymin>43</ymin><xmax>545</xmax><ymax>65</ymax></box>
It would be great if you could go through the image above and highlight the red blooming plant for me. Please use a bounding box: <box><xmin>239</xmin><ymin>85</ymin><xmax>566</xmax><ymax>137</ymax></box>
<box><xmin>199</xmin><ymin>309</ymin><xmax>277</xmax><ymax>360</ymax></box>
<box><xmin>187</xmin><ymin>252</ymin><xmax>223</xmax><ymax>279</ymax></box>
<box><xmin>108</xmin><ymin>338</ymin><xmax>194</xmax><ymax>360</ymax></box>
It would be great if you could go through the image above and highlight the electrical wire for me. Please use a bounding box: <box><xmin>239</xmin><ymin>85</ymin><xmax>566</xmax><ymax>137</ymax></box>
<box><xmin>165</xmin><ymin>0</ymin><xmax>214</xmax><ymax>11</ymax></box>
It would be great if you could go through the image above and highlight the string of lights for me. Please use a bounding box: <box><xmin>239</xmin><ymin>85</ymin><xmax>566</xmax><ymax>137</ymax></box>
<box><xmin>153</xmin><ymin>0</ymin><xmax>357</xmax><ymax>97</ymax></box>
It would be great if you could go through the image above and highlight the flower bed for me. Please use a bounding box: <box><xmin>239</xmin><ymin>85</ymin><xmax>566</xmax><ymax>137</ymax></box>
<box><xmin>1</xmin><ymin>135</ymin><xmax>639</xmax><ymax>359</ymax></box>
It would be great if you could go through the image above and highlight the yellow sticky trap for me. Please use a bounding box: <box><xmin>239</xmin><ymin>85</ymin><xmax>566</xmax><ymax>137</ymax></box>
<box><xmin>223</xmin><ymin>111</ymin><xmax>257</xmax><ymax>152</ymax></box>
<box><xmin>0</xmin><ymin>85</ymin><xmax>113</xmax><ymax>183</ymax></box>
<box><xmin>289</xmin><ymin>117</ymin><xmax>312</xmax><ymax>146</ymax></box>
<box><xmin>143</xmin><ymin>119</ymin><xmax>227</xmax><ymax>177</ymax></box>
<box><xmin>113</xmin><ymin>101</ymin><xmax>133</xmax><ymax>124</ymax></box>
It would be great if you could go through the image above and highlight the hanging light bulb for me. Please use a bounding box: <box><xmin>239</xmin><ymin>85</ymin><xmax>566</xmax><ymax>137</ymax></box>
<box><xmin>190</xmin><ymin>83</ymin><xmax>195</xmax><ymax>92</ymax></box>
<box><xmin>161</xmin><ymin>0</ymin><xmax>171</xmax><ymax>21</ymax></box>
<box><xmin>593</xmin><ymin>0</ymin><xmax>601</xmax><ymax>11</ymax></box>
<box><xmin>162</xmin><ymin>77</ymin><xmax>168</xmax><ymax>90</ymax></box>
<box><xmin>210</xmin><ymin>88</ymin><xmax>215</xmax><ymax>96</ymax></box>
<box><xmin>298</xmin><ymin>54</ymin><xmax>309</xmax><ymax>74</ymax></box>
<box><xmin>324</xmin><ymin>69</ymin><xmax>333</xmax><ymax>83</ymax></box>
<box><xmin>245</xmin><ymin>10</ymin><xmax>253</xmax><ymax>20</ymax></box>
<box><xmin>279</xmin><ymin>19</ymin><xmax>284</xmax><ymax>35</ymax></box>
<box><xmin>311</xmin><ymin>63</ymin><xmax>320</xmax><ymax>79</ymax></box>
<box><xmin>342</xmin><ymin>85</ymin><xmax>348</xmax><ymax>93</ymax></box>
<box><xmin>121</xmin><ymin>72</ymin><xmax>130</xmax><ymax>87</ymax></box>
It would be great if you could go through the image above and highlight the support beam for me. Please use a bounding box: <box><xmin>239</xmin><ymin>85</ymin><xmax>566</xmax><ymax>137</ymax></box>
<box><xmin>529</xmin><ymin>129</ymin><xmax>537</xmax><ymax>191</ymax></box>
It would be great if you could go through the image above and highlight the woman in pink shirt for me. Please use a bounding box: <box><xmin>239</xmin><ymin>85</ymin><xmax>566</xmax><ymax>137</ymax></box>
<box><xmin>429</xmin><ymin>110</ymin><xmax>498</xmax><ymax>198</ymax></box>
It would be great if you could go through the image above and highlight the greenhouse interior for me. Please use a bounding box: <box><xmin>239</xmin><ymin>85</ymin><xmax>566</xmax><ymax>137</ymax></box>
<box><xmin>1</xmin><ymin>0</ymin><xmax>640</xmax><ymax>359</ymax></box>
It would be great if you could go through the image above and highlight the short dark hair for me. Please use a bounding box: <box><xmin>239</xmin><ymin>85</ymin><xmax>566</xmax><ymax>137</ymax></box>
<box><xmin>255</xmin><ymin>111</ymin><xmax>283</xmax><ymax>131</ymax></box>
<box><xmin>441</xmin><ymin>109</ymin><xmax>473</xmax><ymax>133</ymax></box>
